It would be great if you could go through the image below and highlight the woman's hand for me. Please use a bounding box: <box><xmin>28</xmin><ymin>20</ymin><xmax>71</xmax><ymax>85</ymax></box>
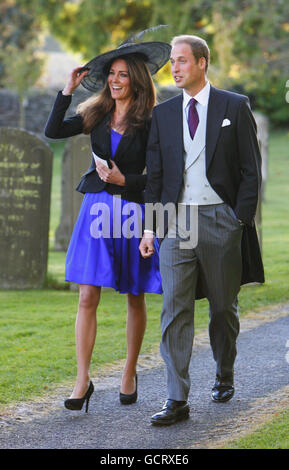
<box><xmin>139</xmin><ymin>232</ymin><xmax>155</xmax><ymax>258</ymax></box>
<box><xmin>95</xmin><ymin>160</ymin><xmax>125</xmax><ymax>186</ymax></box>
<box><xmin>62</xmin><ymin>66</ymin><xmax>89</xmax><ymax>95</ymax></box>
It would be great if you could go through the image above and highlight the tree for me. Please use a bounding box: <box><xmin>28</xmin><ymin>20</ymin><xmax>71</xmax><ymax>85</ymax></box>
<box><xmin>0</xmin><ymin>0</ymin><xmax>46</xmax><ymax>127</ymax></box>
<box><xmin>35</xmin><ymin>0</ymin><xmax>153</xmax><ymax>59</ymax></box>
<box><xmin>2</xmin><ymin>0</ymin><xmax>287</xmax><ymax>125</ymax></box>
<box><xmin>210</xmin><ymin>0</ymin><xmax>289</xmax><ymax>124</ymax></box>
<box><xmin>0</xmin><ymin>43</ymin><xmax>45</xmax><ymax>128</ymax></box>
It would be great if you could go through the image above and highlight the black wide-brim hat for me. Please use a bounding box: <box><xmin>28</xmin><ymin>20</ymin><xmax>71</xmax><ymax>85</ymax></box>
<box><xmin>81</xmin><ymin>36</ymin><xmax>171</xmax><ymax>92</ymax></box>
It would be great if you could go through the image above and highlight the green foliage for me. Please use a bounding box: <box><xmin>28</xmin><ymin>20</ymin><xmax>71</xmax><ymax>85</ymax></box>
<box><xmin>0</xmin><ymin>1</ymin><xmax>46</xmax><ymax>127</ymax></box>
<box><xmin>0</xmin><ymin>1</ymin><xmax>42</xmax><ymax>84</ymax></box>
<box><xmin>0</xmin><ymin>44</ymin><xmax>45</xmax><ymax>128</ymax></box>
<box><xmin>217</xmin><ymin>0</ymin><xmax>289</xmax><ymax>124</ymax></box>
<box><xmin>36</xmin><ymin>0</ymin><xmax>153</xmax><ymax>59</ymax></box>
<box><xmin>0</xmin><ymin>43</ymin><xmax>45</xmax><ymax>96</ymax></box>
<box><xmin>246</xmin><ymin>76</ymin><xmax>289</xmax><ymax>127</ymax></box>
<box><xmin>35</xmin><ymin>0</ymin><xmax>288</xmax><ymax>126</ymax></box>
<box><xmin>0</xmin><ymin>0</ymin><xmax>37</xmax><ymax>49</ymax></box>
<box><xmin>1</xmin><ymin>0</ymin><xmax>288</xmax><ymax>125</ymax></box>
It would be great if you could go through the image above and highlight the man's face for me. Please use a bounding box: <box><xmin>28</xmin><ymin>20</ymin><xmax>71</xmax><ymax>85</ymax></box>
<box><xmin>170</xmin><ymin>42</ymin><xmax>205</xmax><ymax>92</ymax></box>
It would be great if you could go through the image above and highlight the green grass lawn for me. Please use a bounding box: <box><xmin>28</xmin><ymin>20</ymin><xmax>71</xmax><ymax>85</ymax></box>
<box><xmin>220</xmin><ymin>128</ymin><xmax>289</xmax><ymax>449</ymax></box>
<box><xmin>0</xmin><ymin>289</ymin><xmax>162</xmax><ymax>401</ymax></box>
<box><xmin>0</xmin><ymin>128</ymin><xmax>289</xmax><ymax>449</ymax></box>
<box><xmin>225</xmin><ymin>408</ymin><xmax>289</xmax><ymax>449</ymax></box>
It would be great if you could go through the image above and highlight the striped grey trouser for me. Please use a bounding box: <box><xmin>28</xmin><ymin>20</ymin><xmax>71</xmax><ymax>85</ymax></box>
<box><xmin>159</xmin><ymin>203</ymin><xmax>243</xmax><ymax>401</ymax></box>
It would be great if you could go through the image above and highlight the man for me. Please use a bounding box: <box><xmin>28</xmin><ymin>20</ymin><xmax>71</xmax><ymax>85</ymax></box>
<box><xmin>139</xmin><ymin>35</ymin><xmax>264</xmax><ymax>426</ymax></box>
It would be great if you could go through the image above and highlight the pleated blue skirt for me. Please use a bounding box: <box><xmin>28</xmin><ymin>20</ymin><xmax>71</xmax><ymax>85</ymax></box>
<box><xmin>65</xmin><ymin>191</ymin><xmax>162</xmax><ymax>295</ymax></box>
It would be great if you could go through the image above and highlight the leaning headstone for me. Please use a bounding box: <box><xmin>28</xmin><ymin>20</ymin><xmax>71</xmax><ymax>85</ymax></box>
<box><xmin>254</xmin><ymin>112</ymin><xmax>269</xmax><ymax>253</ymax></box>
<box><xmin>54</xmin><ymin>134</ymin><xmax>91</xmax><ymax>251</ymax></box>
<box><xmin>0</xmin><ymin>128</ymin><xmax>52</xmax><ymax>289</ymax></box>
<box><xmin>254</xmin><ymin>111</ymin><xmax>269</xmax><ymax>201</ymax></box>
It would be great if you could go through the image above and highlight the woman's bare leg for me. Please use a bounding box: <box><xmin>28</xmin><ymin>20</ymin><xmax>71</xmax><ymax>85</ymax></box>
<box><xmin>120</xmin><ymin>293</ymin><xmax>147</xmax><ymax>394</ymax></box>
<box><xmin>70</xmin><ymin>284</ymin><xmax>101</xmax><ymax>398</ymax></box>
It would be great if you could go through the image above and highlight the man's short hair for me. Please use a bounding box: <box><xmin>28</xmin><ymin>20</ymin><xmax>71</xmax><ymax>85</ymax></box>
<box><xmin>171</xmin><ymin>35</ymin><xmax>210</xmax><ymax>73</ymax></box>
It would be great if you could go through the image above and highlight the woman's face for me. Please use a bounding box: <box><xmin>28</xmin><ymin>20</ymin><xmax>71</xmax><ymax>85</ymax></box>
<box><xmin>107</xmin><ymin>58</ymin><xmax>133</xmax><ymax>102</ymax></box>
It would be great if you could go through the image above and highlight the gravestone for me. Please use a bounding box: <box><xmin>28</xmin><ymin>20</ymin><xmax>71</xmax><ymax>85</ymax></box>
<box><xmin>254</xmin><ymin>112</ymin><xmax>269</xmax><ymax>253</ymax></box>
<box><xmin>0</xmin><ymin>128</ymin><xmax>52</xmax><ymax>289</ymax></box>
<box><xmin>54</xmin><ymin>134</ymin><xmax>91</xmax><ymax>251</ymax></box>
<box><xmin>254</xmin><ymin>111</ymin><xmax>269</xmax><ymax>201</ymax></box>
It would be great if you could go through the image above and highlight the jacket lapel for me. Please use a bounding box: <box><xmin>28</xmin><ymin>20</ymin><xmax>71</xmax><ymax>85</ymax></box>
<box><xmin>91</xmin><ymin>114</ymin><xmax>135</xmax><ymax>165</ymax></box>
<box><xmin>112</xmin><ymin>130</ymin><xmax>135</xmax><ymax>163</ymax></box>
<box><xmin>91</xmin><ymin>114</ymin><xmax>111</xmax><ymax>160</ymax></box>
<box><xmin>206</xmin><ymin>86</ymin><xmax>228</xmax><ymax>171</ymax></box>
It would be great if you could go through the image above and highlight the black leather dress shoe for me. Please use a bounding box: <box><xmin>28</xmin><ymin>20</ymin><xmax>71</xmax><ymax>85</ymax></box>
<box><xmin>151</xmin><ymin>399</ymin><xmax>190</xmax><ymax>426</ymax></box>
<box><xmin>211</xmin><ymin>376</ymin><xmax>234</xmax><ymax>403</ymax></box>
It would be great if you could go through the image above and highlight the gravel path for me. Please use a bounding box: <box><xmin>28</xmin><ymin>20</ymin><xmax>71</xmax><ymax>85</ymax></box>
<box><xmin>1</xmin><ymin>302</ymin><xmax>289</xmax><ymax>450</ymax></box>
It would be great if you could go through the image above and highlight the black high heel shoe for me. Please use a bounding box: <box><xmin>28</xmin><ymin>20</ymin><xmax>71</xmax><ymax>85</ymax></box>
<box><xmin>120</xmin><ymin>375</ymin><xmax>138</xmax><ymax>405</ymax></box>
<box><xmin>64</xmin><ymin>381</ymin><xmax>94</xmax><ymax>412</ymax></box>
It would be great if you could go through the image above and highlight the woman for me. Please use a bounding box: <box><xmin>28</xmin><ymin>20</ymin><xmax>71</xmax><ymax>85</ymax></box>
<box><xmin>45</xmin><ymin>37</ymin><xmax>171</xmax><ymax>411</ymax></box>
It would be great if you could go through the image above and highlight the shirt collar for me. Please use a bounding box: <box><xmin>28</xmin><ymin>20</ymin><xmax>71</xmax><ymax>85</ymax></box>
<box><xmin>183</xmin><ymin>81</ymin><xmax>210</xmax><ymax>108</ymax></box>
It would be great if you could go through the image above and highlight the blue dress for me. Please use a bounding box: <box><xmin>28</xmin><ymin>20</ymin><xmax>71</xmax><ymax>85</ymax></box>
<box><xmin>65</xmin><ymin>129</ymin><xmax>162</xmax><ymax>295</ymax></box>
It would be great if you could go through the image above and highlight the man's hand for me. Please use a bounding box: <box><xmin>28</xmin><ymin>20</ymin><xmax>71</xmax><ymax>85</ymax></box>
<box><xmin>139</xmin><ymin>232</ymin><xmax>155</xmax><ymax>258</ymax></box>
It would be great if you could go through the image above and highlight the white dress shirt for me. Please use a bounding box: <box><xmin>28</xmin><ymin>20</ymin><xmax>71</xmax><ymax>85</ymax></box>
<box><xmin>178</xmin><ymin>82</ymin><xmax>223</xmax><ymax>205</ymax></box>
<box><xmin>183</xmin><ymin>81</ymin><xmax>210</xmax><ymax>125</ymax></box>
<box><xmin>144</xmin><ymin>82</ymin><xmax>223</xmax><ymax>235</ymax></box>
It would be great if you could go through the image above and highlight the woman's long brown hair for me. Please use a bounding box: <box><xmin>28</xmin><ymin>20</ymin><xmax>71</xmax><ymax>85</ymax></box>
<box><xmin>77</xmin><ymin>53</ymin><xmax>156</xmax><ymax>134</ymax></box>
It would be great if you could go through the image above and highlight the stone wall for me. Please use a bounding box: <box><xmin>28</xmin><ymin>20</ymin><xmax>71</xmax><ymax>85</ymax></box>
<box><xmin>0</xmin><ymin>89</ymin><xmax>20</xmax><ymax>129</ymax></box>
<box><xmin>0</xmin><ymin>87</ymin><xmax>91</xmax><ymax>138</ymax></box>
<box><xmin>0</xmin><ymin>86</ymin><xmax>176</xmax><ymax>137</ymax></box>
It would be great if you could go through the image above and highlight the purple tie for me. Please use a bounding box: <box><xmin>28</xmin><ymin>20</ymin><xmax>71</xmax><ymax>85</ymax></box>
<box><xmin>188</xmin><ymin>98</ymin><xmax>199</xmax><ymax>140</ymax></box>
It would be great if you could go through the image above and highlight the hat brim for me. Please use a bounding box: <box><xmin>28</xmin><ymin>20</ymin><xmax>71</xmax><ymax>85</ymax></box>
<box><xmin>81</xmin><ymin>41</ymin><xmax>171</xmax><ymax>92</ymax></box>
